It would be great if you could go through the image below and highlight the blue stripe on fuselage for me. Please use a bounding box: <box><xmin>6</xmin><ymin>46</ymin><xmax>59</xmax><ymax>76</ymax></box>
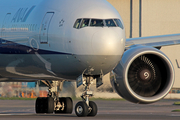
<box><xmin>0</xmin><ymin>38</ymin><xmax>71</xmax><ymax>55</ymax></box>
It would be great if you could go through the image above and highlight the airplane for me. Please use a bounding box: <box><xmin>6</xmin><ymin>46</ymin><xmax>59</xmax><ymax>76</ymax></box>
<box><xmin>0</xmin><ymin>0</ymin><xmax>180</xmax><ymax>117</ymax></box>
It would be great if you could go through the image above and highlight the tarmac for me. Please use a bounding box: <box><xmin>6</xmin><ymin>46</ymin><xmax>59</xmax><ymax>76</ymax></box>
<box><xmin>0</xmin><ymin>99</ymin><xmax>180</xmax><ymax>120</ymax></box>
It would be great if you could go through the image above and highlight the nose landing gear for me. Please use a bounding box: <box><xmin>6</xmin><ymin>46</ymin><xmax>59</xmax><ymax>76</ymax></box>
<box><xmin>75</xmin><ymin>77</ymin><xmax>98</xmax><ymax>117</ymax></box>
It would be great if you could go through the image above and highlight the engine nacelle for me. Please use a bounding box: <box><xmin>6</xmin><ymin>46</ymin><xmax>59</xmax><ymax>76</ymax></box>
<box><xmin>112</xmin><ymin>46</ymin><xmax>174</xmax><ymax>104</ymax></box>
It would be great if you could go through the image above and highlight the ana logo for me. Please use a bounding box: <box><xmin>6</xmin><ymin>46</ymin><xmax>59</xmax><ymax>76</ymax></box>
<box><xmin>11</xmin><ymin>6</ymin><xmax>36</xmax><ymax>23</ymax></box>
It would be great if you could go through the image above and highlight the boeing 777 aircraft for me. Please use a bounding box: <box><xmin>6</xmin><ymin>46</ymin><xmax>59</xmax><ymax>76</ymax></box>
<box><xmin>0</xmin><ymin>0</ymin><xmax>180</xmax><ymax>117</ymax></box>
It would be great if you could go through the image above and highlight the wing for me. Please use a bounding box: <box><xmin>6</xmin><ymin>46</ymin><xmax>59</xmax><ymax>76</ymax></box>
<box><xmin>126</xmin><ymin>34</ymin><xmax>180</xmax><ymax>49</ymax></box>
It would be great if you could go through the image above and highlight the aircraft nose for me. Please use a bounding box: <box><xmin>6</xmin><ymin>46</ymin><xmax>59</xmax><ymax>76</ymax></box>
<box><xmin>92</xmin><ymin>28</ymin><xmax>125</xmax><ymax>55</ymax></box>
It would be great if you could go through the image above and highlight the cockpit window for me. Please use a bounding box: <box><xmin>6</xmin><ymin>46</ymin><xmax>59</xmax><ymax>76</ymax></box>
<box><xmin>90</xmin><ymin>19</ymin><xmax>104</xmax><ymax>27</ymax></box>
<box><xmin>73</xmin><ymin>19</ymin><xmax>82</xmax><ymax>29</ymax></box>
<box><xmin>73</xmin><ymin>18</ymin><xmax>124</xmax><ymax>29</ymax></box>
<box><xmin>114</xmin><ymin>19</ymin><xmax>124</xmax><ymax>29</ymax></box>
<box><xmin>80</xmin><ymin>19</ymin><xmax>90</xmax><ymax>28</ymax></box>
<box><xmin>105</xmin><ymin>19</ymin><xmax>116</xmax><ymax>27</ymax></box>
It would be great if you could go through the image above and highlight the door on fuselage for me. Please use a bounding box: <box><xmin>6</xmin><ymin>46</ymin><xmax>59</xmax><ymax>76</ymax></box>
<box><xmin>40</xmin><ymin>12</ymin><xmax>54</xmax><ymax>44</ymax></box>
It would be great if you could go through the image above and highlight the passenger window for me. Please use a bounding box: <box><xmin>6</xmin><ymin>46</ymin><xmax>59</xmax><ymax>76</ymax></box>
<box><xmin>114</xmin><ymin>19</ymin><xmax>124</xmax><ymax>29</ymax></box>
<box><xmin>90</xmin><ymin>19</ymin><xmax>104</xmax><ymax>27</ymax></box>
<box><xmin>80</xmin><ymin>19</ymin><xmax>90</xmax><ymax>28</ymax></box>
<box><xmin>73</xmin><ymin>19</ymin><xmax>82</xmax><ymax>29</ymax></box>
<box><xmin>105</xmin><ymin>19</ymin><xmax>116</xmax><ymax>27</ymax></box>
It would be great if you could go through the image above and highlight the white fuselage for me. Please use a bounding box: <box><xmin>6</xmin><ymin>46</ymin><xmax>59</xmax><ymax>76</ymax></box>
<box><xmin>0</xmin><ymin>0</ymin><xmax>126</xmax><ymax>81</ymax></box>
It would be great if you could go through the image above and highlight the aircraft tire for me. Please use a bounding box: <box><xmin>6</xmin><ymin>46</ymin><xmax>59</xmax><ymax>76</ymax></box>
<box><xmin>62</xmin><ymin>97</ymin><xmax>73</xmax><ymax>114</ymax></box>
<box><xmin>55</xmin><ymin>97</ymin><xmax>73</xmax><ymax>114</ymax></box>
<box><xmin>35</xmin><ymin>97</ymin><xmax>41</xmax><ymax>113</ymax></box>
<box><xmin>35</xmin><ymin>97</ymin><xmax>54</xmax><ymax>114</ymax></box>
<box><xmin>87</xmin><ymin>101</ymin><xmax>97</xmax><ymax>116</ymax></box>
<box><xmin>75</xmin><ymin>101</ymin><xmax>88</xmax><ymax>117</ymax></box>
<box><xmin>36</xmin><ymin>97</ymin><xmax>46</xmax><ymax>113</ymax></box>
<box><xmin>46</xmin><ymin>97</ymin><xmax>54</xmax><ymax>113</ymax></box>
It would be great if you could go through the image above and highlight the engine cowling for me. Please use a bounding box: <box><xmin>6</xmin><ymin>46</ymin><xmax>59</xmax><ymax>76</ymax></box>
<box><xmin>111</xmin><ymin>46</ymin><xmax>174</xmax><ymax>104</ymax></box>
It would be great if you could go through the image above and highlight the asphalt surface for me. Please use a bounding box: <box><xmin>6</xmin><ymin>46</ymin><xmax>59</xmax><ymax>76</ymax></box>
<box><xmin>0</xmin><ymin>99</ymin><xmax>180</xmax><ymax>119</ymax></box>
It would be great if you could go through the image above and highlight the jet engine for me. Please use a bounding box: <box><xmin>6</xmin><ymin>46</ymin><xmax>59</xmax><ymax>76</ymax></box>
<box><xmin>111</xmin><ymin>46</ymin><xmax>174</xmax><ymax>104</ymax></box>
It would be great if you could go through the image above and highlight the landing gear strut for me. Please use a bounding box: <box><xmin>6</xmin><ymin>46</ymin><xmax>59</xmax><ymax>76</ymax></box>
<box><xmin>35</xmin><ymin>80</ymin><xmax>73</xmax><ymax>114</ymax></box>
<box><xmin>35</xmin><ymin>77</ymin><xmax>98</xmax><ymax>117</ymax></box>
<box><xmin>75</xmin><ymin>77</ymin><xmax>98</xmax><ymax>117</ymax></box>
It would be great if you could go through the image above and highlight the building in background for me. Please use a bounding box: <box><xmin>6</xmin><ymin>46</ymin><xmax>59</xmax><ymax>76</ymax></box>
<box><xmin>107</xmin><ymin>0</ymin><xmax>180</xmax><ymax>38</ymax></box>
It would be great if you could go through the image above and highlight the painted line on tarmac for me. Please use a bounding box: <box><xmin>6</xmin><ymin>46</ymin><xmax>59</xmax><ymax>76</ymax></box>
<box><xmin>0</xmin><ymin>113</ymin><xmax>35</xmax><ymax>116</ymax></box>
<box><xmin>169</xmin><ymin>114</ymin><xmax>180</xmax><ymax>117</ymax></box>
